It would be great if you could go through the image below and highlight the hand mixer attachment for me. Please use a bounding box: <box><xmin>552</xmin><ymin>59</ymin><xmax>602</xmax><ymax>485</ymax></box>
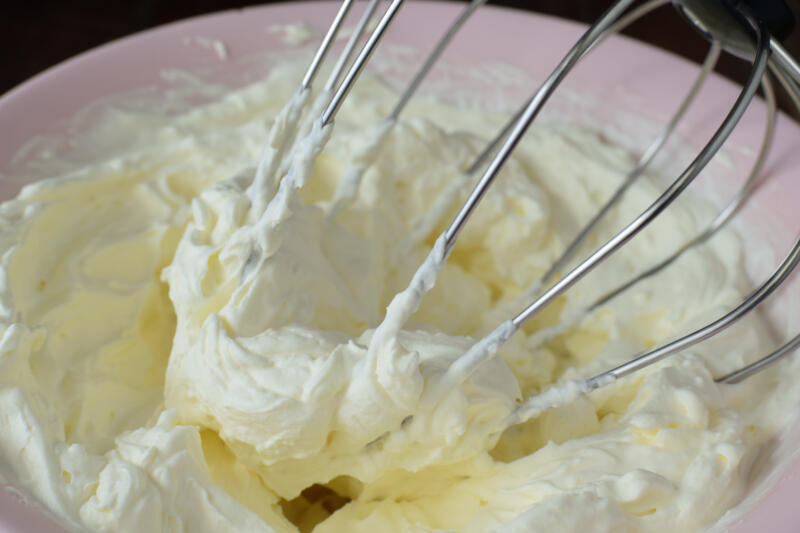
<box><xmin>255</xmin><ymin>0</ymin><xmax>800</xmax><ymax>428</ymax></box>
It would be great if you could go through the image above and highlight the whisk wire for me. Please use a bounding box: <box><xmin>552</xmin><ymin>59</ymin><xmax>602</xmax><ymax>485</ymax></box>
<box><xmin>322</xmin><ymin>0</ymin><xmax>382</xmax><ymax>94</ymax></box>
<box><xmin>301</xmin><ymin>0</ymin><xmax>355</xmax><ymax>90</ymax></box>
<box><xmin>718</xmin><ymin>333</ymin><xmax>800</xmax><ymax>384</ymax></box>
<box><xmin>322</xmin><ymin>0</ymin><xmax>405</xmax><ymax>125</ymax></box>
<box><xmin>390</xmin><ymin>0</ymin><xmax>487</xmax><ymax>120</ymax></box>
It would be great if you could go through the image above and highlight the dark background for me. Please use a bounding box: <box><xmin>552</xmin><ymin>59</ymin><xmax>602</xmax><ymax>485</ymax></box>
<box><xmin>3</xmin><ymin>0</ymin><xmax>800</xmax><ymax>116</ymax></box>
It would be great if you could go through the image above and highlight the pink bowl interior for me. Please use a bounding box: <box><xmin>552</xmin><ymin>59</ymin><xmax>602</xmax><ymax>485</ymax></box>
<box><xmin>1</xmin><ymin>2</ymin><xmax>799</xmax><ymax>532</ymax></box>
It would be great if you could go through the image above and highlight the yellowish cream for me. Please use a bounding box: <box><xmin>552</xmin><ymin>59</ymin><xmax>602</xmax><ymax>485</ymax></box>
<box><xmin>0</xmin><ymin>59</ymin><xmax>794</xmax><ymax>533</ymax></box>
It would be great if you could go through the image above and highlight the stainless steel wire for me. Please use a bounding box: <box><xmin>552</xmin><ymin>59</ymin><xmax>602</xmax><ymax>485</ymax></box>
<box><xmin>322</xmin><ymin>0</ymin><xmax>405</xmax><ymax>125</ymax></box>
<box><xmin>322</xmin><ymin>0</ymin><xmax>381</xmax><ymax>94</ymax></box>
<box><xmin>301</xmin><ymin>0</ymin><xmax>355</xmax><ymax>90</ymax></box>
<box><xmin>389</xmin><ymin>0</ymin><xmax>486</xmax><ymax>121</ymax></box>
<box><xmin>719</xmin><ymin>333</ymin><xmax>800</xmax><ymax>384</ymax></box>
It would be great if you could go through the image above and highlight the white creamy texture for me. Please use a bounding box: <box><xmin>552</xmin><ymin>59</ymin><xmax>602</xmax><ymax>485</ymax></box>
<box><xmin>0</xmin><ymin>58</ymin><xmax>798</xmax><ymax>533</ymax></box>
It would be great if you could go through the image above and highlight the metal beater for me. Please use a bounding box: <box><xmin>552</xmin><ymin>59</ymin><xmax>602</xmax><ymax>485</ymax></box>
<box><xmin>256</xmin><ymin>0</ymin><xmax>800</xmax><ymax>424</ymax></box>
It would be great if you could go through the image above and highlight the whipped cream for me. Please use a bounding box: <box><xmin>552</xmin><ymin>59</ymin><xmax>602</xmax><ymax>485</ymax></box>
<box><xmin>0</xmin><ymin>58</ymin><xmax>797</xmax><ymax>533</ymax></box>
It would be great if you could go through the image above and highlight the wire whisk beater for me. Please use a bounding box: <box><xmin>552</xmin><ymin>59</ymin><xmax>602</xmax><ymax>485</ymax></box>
<box><xmin>254</xmin><ymin>0</ymin><xmax>800</xmax><ymax>426</ymax></box>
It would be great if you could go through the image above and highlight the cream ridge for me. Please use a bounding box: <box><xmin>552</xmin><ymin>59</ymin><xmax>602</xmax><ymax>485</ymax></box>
<box><xmin>0</xmin><ymin>58</ymin><xmax>796</xmax><ymax>533</ymax></box>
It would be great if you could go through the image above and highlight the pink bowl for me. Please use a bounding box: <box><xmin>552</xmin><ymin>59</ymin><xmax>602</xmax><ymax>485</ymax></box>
<box><xmin>1</xmin><ymin>2</ymin><xmax>799</xmax><ymax>532</ymax></box>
